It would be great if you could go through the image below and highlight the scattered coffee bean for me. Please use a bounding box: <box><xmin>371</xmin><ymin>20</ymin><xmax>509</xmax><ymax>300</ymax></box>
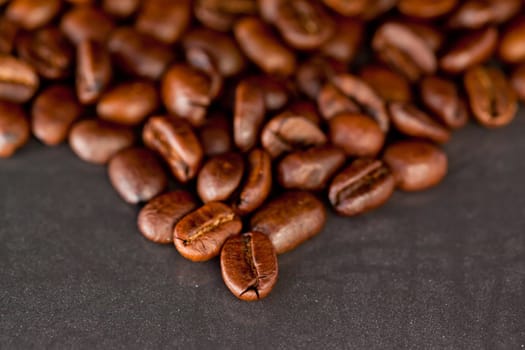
<box><xmin>76</xmin><ymin>40</ymin><xmax>112</xmax><ymax>105</ymax></box>
<box><xmin>234</xmin><ymin>78</ymin><xmax>265</xmax><ymax>152</ymax></box>
<box><xmin>296</xmin><ymin>55</ymin><xmax>346</xmax><ymax>100</ymax></box>
<box><xmin>499</xmin><ymin>16</ymin><xmax>525</xmax><ymax>63</ymax></box>
<box><xmin>197</xmin><ymin>152</ymin><xmax>244</xmax><ymax>203</ymax></box>
<box><xmin>0</xmin><ymin>101</ymin><xmax>29</xmax><ymax>158</ymax></box>
<box><xmin>6</xmin><ymin>0</ymin><xmax>61</xmax><ymax>30</ymax></box>
<box><xmin>102</xmin><ymin>0</ymin><xmax>139</xmax><ymax>18</ymax></box>
<box><xmin>397</xmin><ymin>0</ymin><xmax>457</xmax><ymax>19</ymax></box>
<box><xmin>195</xmin><ymin>0</ymin><xmax>257</xmax><ymax>32</ymax></box>
<box><xmin>0</xmin><ymin>17</ymin><xmax>18</xmax><ymax>54</ymax></box>
<box><xmin>359</xmin><ymin>64</ymin><xmax>412</xmax><ymax>103</ymax></box>
<box><xmin>0</xmin><ymin>55</ymin><xmax>39</xmax><ymax>103</ymax></box>
<box><xmin>135</xmin><ymin>0</ymin><xmax>191</xmax><ymax>44</ymax></box>
<box><xmin>320</xmin><ymin>16</ymin><xmax>363</xmax><ymax>62</ymax></box>
<box><xmin>60</xmin><ymin>5</ymin><xmax>115</xmax><ymax>44</ymax></box>
<box><xmin>329</xmin><ymin>113</ymin><xmax>385</xmax><ymax>157</ymax></box>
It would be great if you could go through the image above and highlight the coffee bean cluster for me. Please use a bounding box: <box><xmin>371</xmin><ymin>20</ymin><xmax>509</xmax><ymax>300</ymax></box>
<box><xmin>0</xmin><ymin>0</ymin><xmax>524</xmax><ymax>301</ymax></box>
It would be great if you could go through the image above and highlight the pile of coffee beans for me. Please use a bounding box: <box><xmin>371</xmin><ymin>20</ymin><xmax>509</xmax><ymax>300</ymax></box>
<box><xmin>1</xmin><ymin>0</ymin><xmax>524</xmax><ymax>301</ymax></box>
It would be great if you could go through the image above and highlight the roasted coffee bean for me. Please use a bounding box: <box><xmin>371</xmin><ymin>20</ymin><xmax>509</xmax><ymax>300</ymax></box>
<box><xmin>6</xmin><ymin>0</ymin><xmax>61</xmax><ymax>30</ymax></box>
<box><xmin>320</xmin><ymin>16</ymin><xmax>363</xmax><ymax>62</ymax></box>
<box><xmin>108</xmin><ymin>147</ymin><xmax>168</xmax><ymax>204</ymax></box>
<box><xmin>271</xmin><ymin>0</ymin><xmax>334</xmax><ymax>50</ymax></box>
<box><xmin>464</xmin><ymin>65</ymin><xmax>517</xmax><ymax>128</ymax></box>
<box><xmin>372</xmin><ymin>22</ymin><xmax>437</xmax><ymax>81</ymax></box>
<box><xmin>0</xmin><ymin>55</ymin><xmax>39</xmax><ymax>103</ymax></box>
<box><xmin>389</xmin><ymin>102</ymin><xmax>451</xmax><ymax>143</ymax></box>
<box><xmin>296</xmin><ymin>56</ymin><xmax>346</xmax><ymax>100</ymax></box>
<box><xmin>448</xmin><ymin>0</ymin><xmax>521</xmax><ymax>29</ymax></box>
<box><xmin>76</xmin><ymin>40</ymin><xmax>112</xmax><ymax>105</ymax></box>
<box><xmin>137</xmin><ymin>190</ymin><xmax>197</xmax><ymax>244</ymax></box>
<box><xmin>32</xmin><ymin>85</ymin><xmax>82</xmax><ymax>146</ymax></box>
<box><xmin>0</xmin><ymin>101</ymin><xmax>29</xmax><ymax>158</ymax></box>
<box><xmin>142</xmin><ymin>116</ymin><xmax>203</xmax><ymax>183</ymax></box>
<box><xmin>246</xmin><ymin>75</ymin><xmax>290</xmax><ymax>111</ymax></box>
<box><xmin>108</xmin><ymin>27</ymin><xmax>174</xmax><ymax>80</ymax></box>
<box><xmin>440</xmin><ymin>27</ymin><xmax>498</xmax><ymax>74</ymax></box>
<box><xmin>277</xmin><ymin>146</ymin><xmax>345</xmax><ymax>191</ymax></box>
<box><xmin>97</xmin><ymin>81</ymin><xmax>158</xmax><ymax>126</ymax></box>
<box><xmin>231</xmin><ymin>148</ymin><xmax>272</xmax><ymax>215</ymax></box>
<box><xmin>403</xmin><ymin>20</ymin><xmax>444</xmax><ymax>52</ymax></box>
<box><xmin>174</xmin><ymin>202</ymin><xmax>242</xmax><ymax>261</ymax></box>
<box><xmin>0</xmin><ymin>17</ymin><xmax>18</xmax><ymax>54</ymax></box>
<box><xmin>322</xmin><ymin>0</ymin><xmax>367</xmax><ymax>16</ymax></box>
<box><xmin>69</xmin><ymin>119</ymin><xmax>135</xmax><ymax>164</ymax></box>
<box><xmin>261</xmin><ymin>112</ymin><xmax>327</xmax><ymax>158</ymax></box>
<box><xmin>359</xmin><ymin>64</ymin><xmax>412</xmax><ymax>103</ymax></box>
<box><xmin>135</xmin><ymin>0</ymin><xmax>191</xmax><ymax>44</ymax></box>
<box><xmin>317</xmin><ymin>82</ymin><xmax>359</xmax><ymax>120</ymax></box>
<box><xmin>384</xmin><ymin>140</ymin><xmax>448</xmax><ymax>191</ymax></box>
<box><xmin>329</xmin><ymin>113</ymin><xmax>385</xmax><ymax>157</ymax></box>
<box><xmin>499</xmin><ymin>17</ymin><xmax>525</xmax><ymax>64</ymax></box>
<box><xmin>420</xmin><ymin>75</ymin><xmax>469</xmax><ymax>129</ymax></box>
<box><xmin>251</xmin><ymin>191</ymin><xmax>326</xmax><ymax>254</ymax></box>
<box><xmin>198</xmin><ymin>113</ymin><xmax>232</xmax><ymax>156</ymax></box>
<box><xmin>16</xmin><ymin>27</ymin><xmax>74</xmax><ymax>80</ymax></box>
<box><xmin>361</xmin><ymin>0</ymin><xmax>398</xmax><ymax>20</ymax></box>
<box><xmin>60</xmin><ymin>6</ymin><xmax>115</xmax><ymax>44</ymax></box>
<box><xmin>235</xmin><ymin>17</ymin><xmax>296</xmax><ymax>76</ymax></box>
<box><xmin>397</xmin><ymin>0</ymin><xmax>457</xmax><ymax>19</ymax></box>
<box><xmin>195</xmin><ymin>0</ymin><xmax>257</xmax><ymax>32</ymax></box>
<box><xmin>221</xmin><ymin>231</ymin><xmax>278</xmax><ymax>301</ymax></box>
<box><xmin>183</xmin><ymin>27</ymin><xmax>246</xmax><ymax>77</ymax></box>
<box><xmin>511</xmin><ymin>63</ymin><xmax>525</xmax><ymax>102</ymax></box>
<box><xmin>197</xmin><ymin>152</ymin><xmax>244</xmax><ymax>203</ymax></box>
<box><xmin>102</xmin><ymin>0</ymin><xmax>140</xmax><ymax>18</ymax></box>
<box><xmin>234</xmin><ymin>78</ymin><xmax>265</xmax><ymax>152</ymax></box>
<box><xmin>329</xmin><ymin>159</ymin><xmax>395</xmax><ymax>217</ymax></box>
<box><xmin>287</xmin><ymin>100</ymin><xmax>321</xmax><ymax>125</ymax></box>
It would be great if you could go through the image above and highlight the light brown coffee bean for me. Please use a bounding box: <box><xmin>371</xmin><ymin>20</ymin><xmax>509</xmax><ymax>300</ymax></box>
<box><xmin>329</xmin><ymin>113</ymin><xmax>385</xmax><ymax>157</ymax></box>
<box><xmin>511</xmin><ymin>63</ymin><xmax>525</xmax><ymax>102</ymax></box>
<box><xmin>76</xmin><ymin>40</ymin><xmax>112</xmax><ymax>105</ymax></box>
<box><xmin>499</xmin><ymin>16</ymin><xmax>525</xmax><ymax>64</ymax></box>
<box><xmin>0</xmin><ymin>101</ymin><xmax>29</xmax><ymax>158</ymax></box>
<box><xmin>0</xmin><ymin>55</ymin><xmax>39</xmax><ymax>103</ymax></box>
<box><xmin>397</xmin><ymin>0</ymin><xmax>457</xmax><ymax>19</ymax></box>
<box><xmin>102</xmin><ymin>0</ymin><xmax>140</xmax><ymax>18</ymax></box>
<box><xmin>6</xmin><ymin>0</ymin><xmax>61</xmax><ymax>30</ymax></box>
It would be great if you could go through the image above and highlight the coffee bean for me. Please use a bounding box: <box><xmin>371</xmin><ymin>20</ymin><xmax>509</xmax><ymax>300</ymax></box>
<box><xmin>329</xmin><ymin>113</ymin><xmax>385</xmax><ymax>157</ymax></box>
<box><xmin>108</xmin><ymin>147</ymin><xmax>168</xmax><ymax>204</ymax></box>
<box><xmin>384</xmin><ymin>140</ymin><xmax>448</xmax><ymax>191</ymax></box>
<box><xmin>359</xmin><ymin>64</ymin><xmax>412</xmax><ymax>103</ymax></box>
<box><xmin>397</xmin><ymin>0</ymin><xmax>457</xmax><ymax>18</ymax></box>
<box><xmin>329</xmin><ymin>159</ymin><xmax>395</xmax><ymax>216</ymax></box>
<box><xmin>261</xmin><ymin>112</ymin><xmax>327</xmax><ymax>159</ymax></box>
<box><xmin>440</xmin><ymin>26</ymin><xmax>498</xmax><ymax>74</ymax></box>
<box><xmin>296</xmin><ymin>55</ymin><xmax>346</xmax><ymax>100</ymax></box>
<box><xmin>420</xmin><ymin>75</ymin><xmax>469</xmax><ymax>129</ymax></box>
<box><xmin>322</xmin><ymin>0</ymin><xmax>367</xmax><ymax>16</ymax></box>
<box><xmin>234</xmin><ymin>17</ymin><xmax>296</xmax><ymax>76</ymax></box>
<box><xmin>448</xmin><ymin>0</ymin><xmax>522</xmax><ymax>29</ymax></box>
<box><xmin>320</xmin><ymin>16</ymin><xmax>363</xmax><ymax>62</ymax></box>
<box><xmin>69</xmin><ymin>119</ymin><xmax>135</xmax><ymax>164</ymax></box>
<box><xmin>389</xmin><ymin>102</ymin><xmax>451</xmax><ymax>143</ymax></box>
<box><xmin>245</xmin><ymin>75</ymin><xmax>290</xmax><ymax>111</ymax></box>
<box><xmin>135</xmin><ymin>0</ymin><xmax>191</xmax><ymax>44</ymax></box>
<box><xmin>403</xmin><ymin>19</ymin><xmax>443</xmax><ymax>52</ymax></box>
<box><xmin>137</xmin><ymin>190</ymin><xmax>197</xmax><ymax>244</ymax></box>
<box><xmin>464</xmin><ymin>65</ymin><xmax>517</xmax><ymax>128</ymax></box>
<box><xmin>142</xmin><ymin>116</ymin><xmax>203</xmax><ymax>183</ymax></box>
<box><xmin>195</xmin><ymin>0</ymin><xmax>257</xmax><ymax>32</ymax></box>
<box><xmin>0</xmin><ymin>54</ymin><xmax>39</xmax><ymax>103</ymax></box>
<box><xmin>0</xmin><ymin>17</ymin><xmax>18</xmax><ymax>54</ymax></box>
<box><xmin>76</xmin><ymin>40</ymin><xmax>112</xmax><ymax>105</ymax></box>
<box><xmin>6</xmin><ymin>0</ymin><xmax>61</xmax><ymax>30</ymax></box>
<box><xmin>220</xmin><ymin>231</ymin><xmax>278</xmax><ymax>301</ymax></box>
<box><xmin>60</xmin><ymin>6</ymin><xmax>115</xmax><ymax>45</ymax></box>
<box><xmin>287</xmin><ymin>101</ymin><xmax>321</xmax><ymax>125</ymax></box>
<box><xmin>361</xmin><ymin>0</ymin><xmax>398</xmax><ymax>20</ymax></box>
<box><xmin>511</xmin><ymin>63</ymin><xmax>525</xmax><ymax>102</ymax></box>
<box><xmin>97</xmin><ymin>81</ymin><xmax>159</xmax><ymax>126</ymax></box>
<box><xmin>102</xmin><ymin>0</ymin><xmax>140</xmax><ymax>18</ymax></box>
<box><xmin>234</xmin><ymin>78</ymin><xmax>265</xmax><ymax>152</ymax></box>
<box><xmin>198</xmin><ymin>113</ymin><xmax>232</xmax><ymax>156</ymax></box>
<box><xmin>197</xmin><ymin>152</ymin><xmax>244</xmax><ymax>203</ymax></box>
<box><xmin>277</xmin><ymin>146</ymin><xmax>345</xmax><ymax>191</ymax></box>
<box><xmin>251</xmin><ymin>191</ymin><xmax>326</xmax><ymax>254</ymax></box>
<box><xmin>174</xmin><ymin>202</ymin><xmax>242</xmax><ymax>261</ymax></box>
<box><xmin>317</xmin><ymin>82</ymin><xmax>359</xmax><ymax>120</ymax></box>
<box><xmin>499</xmin><ymin>16</ymin><xmax>525</xmax><ymax>64</ymax></box>
<box><xmin>0</xmin><ymin>101</ymin><xmax>29</xmax><ymax>158</ymax></box>
<box><xmin>32</xmin><ymin>85</ymin><xmax>82</xmax><ymax>146</ymax></box>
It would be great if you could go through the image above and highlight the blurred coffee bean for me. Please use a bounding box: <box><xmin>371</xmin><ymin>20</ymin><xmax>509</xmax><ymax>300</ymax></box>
<box><xmin>135</xmin><ymin>0</ymin><xmax>191</xmax><ymax>44</ymax></box>
<box><xmin>287</xmin><ymin>100</ymin><xmax>321</xmax><ymax>125</ymax></box>
<box><xmin>511</xmin><ymin>63</ymin><xmax>525</xmax><ymax>102</ymax></box>
<box><xmin>320</xmin><ymin>16</ymin><xmax>363</xmax><ymax>62</ymax></box>
<box><xmin>397</xmin><ymin>0</ymin><xmax>457</xmax><ymax>19</ymax></box>
<box><xmin>448</xmin><ymin>0</ymin><xmax>522</xmax><ymax>29</ymax></box>
<box><xmin>359</xmin><ymin>64</ymin><xmax>412</xmax><ymax>103</ymax></box>
<box><xmin>0</xmin><ymin>54</ymin><xmax>39</xmax><ymax>103</ymax></box>
<box><xmin>361</xmin><ymin>0</ymin><xmax>398</xmax><ymax>20</ymax></box>
<box><xmin>402</xmin><ymin>19</ymin><xmax>444</xmax><ymax>52</ymax></box>
<box><xmin>234</xmin><ymin>78</ymin><xmax>265</xmax><ymax>152</ymax></box>
<box><xmin>198</xmin><ymin>113</ymin><xmax>232</xmax><ymax>156</ymax></box>
<box><xmin>60</xmin><ymin>5</ymin><xmax>115</xmax><ymax>44</ymax></box>
<box><xmin>102</xmin><ymin>0</ymin><xmax>140</xmax><ymax>18</ymax></box>
<box><xmin>76</xmin><ymin>40</ymin><xmax>112</xmax><ymax>105</ymax></box>
<box><xmin>499</xmin><ymin>17</ymin><xmax>525</xmax><ymax>64</ymax></box>
<box><xmin>245</xmin><ymin>75</ymin><xmax>291</xmax><ymax>111</ymax></box>
<box><xmin>197</xmin><ymin>152</ymin><xmax>244</xmax><ymax>203</ymax></box>
<box><xmin>329</xmin><ymin>113</ymin><xmax>385</xmax><ymax>157</ymax></box>
<box><xmin>195</xmin><ymin>0</ymin><xmax>257</xmax><ymax>32</ymax></box>
<box><xmin>0</xmin><ymin>101</ymin><xmax>29</xmax><ymax>158</ymax></box>
<box><xmin>0</xmin><ymin>17</ymin><xmax>18</xmax><ymax>54</ymax></box>
<box><xmin>6</xmin><ymin>0</ymin><xmax>61</xmax><ymax>30</ymax></box>
<box><xmin>296</xmin><ymin>55</ymin><xmax>346</xmax><ymax>100</ymax></box>
<box><xmin>322</xmin><ymin>0</ymin><xmax>367</xmax><ymax>16</ymax></box>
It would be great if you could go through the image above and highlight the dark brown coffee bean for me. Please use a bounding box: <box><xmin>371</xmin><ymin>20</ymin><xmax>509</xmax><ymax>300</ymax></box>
<box><xmin>231</xmin><ymin>148</ymin><xmax>272</xmax><ymax>215</ymax></box>
<box><xmin>97</xmin><ymin>81</ymin><xmax>159</xmax><ymax>126</ymax></box>
<box><xmin>60</xmin><ymin>6</ymin><xmax>115</xmax><ymax>45</ymax></box>
<box><xmin>499</xmin><ymin>17</ymin><xmax>525</xmax><ymax>64</ymax></box>
<box><xmin>329</xmin><ymin>113</ymin><xmax>385</xmax><ymax>157</ymax></box>
<box><xmin>137</xmin><ymin>190</ymin><xmax>197</xmax><ymax>244</ymax></box>
<box><xmin>0</xmin><ymin>55</ymin><xmax>39</xmax><ymax>103</ymax></box>
<box><xmin>135</xmin><ymin>0</ymin><xmax>191</xmax><ymax>44</ymax></box>
<box><xmin>6</xmin><ymin>0</ymin><xmax>61</xmax><ymax>30</ymax></box>
<box><xmin>234</xmin><ymin>17</ymin><xmax>296</xmax><ymax>76</ymax></box>
<box><xmin>322</xmin><ymin>0</ymin><xmax>367</xmax><ymax>16</ymax></box>
<box><xmin>142</xmin><ymin>116</ymin><xmax>203</xmax><ymax>183</ymax></box>
<box><xmin>511</xmin><ymin>63</ymin><xmax>525</xmax><ymax>102</ymax></box>
<box><xmin>361</xmin><ymin>0</ymin><xmax>398</xmax><ymax>20</ymax></box>
<box><xmin>32</xmin><ymin>85</ymin><xmax>82</xmax><ymax>146</ymax></box>
<box><xmin>296</xmin><ymin>55</ymin><xmax>346</xmax><ymax>100</ymax></box>
<box><xmin>234</xmin><ymin>78</ymin><xmax>265</xmax><ymax>152</ymax></box>
<box><xmin>320</xmin><ymin>16</ymin><xmax>363</xmax><ymax>62</ymax></box>
<box><xmin>198</xmin><ymin>113</ymin><xmax>232</xmax><ymax>156</ymax></box>
<box><xmin>0</xmin><ymin>101</ymin><xmax>29</xmax><ymax>158</ymax></box>
<box><xmin>108</xmin><ymin>27</ymin><xmax>174</xmax><ymax>80</ymax></box>
<box><xmin>271</xmin><ymin>0</ymin><xmax>334</xmax><ymax>50</ymax></box>
<box><xmin>261</xmin><ymin>112</ymin><xmax>327</xmax><ymax>158</ymax></box>
<box><xmin>373</xmin><ymin>22</ymin><xmax>437</xmax><ymax>81</ymax></box>
<box><xmin>403</xmin><ymin>20</ymin><xmax>443</xmax><ymax>52</ymax></box>
<box><xmin>69</xmin><ymin>119</ymin><xmax>135</xmax><ymax>164</ymax></box>
<box><xmin>16</xmin><ymin>27</ymin><xmax>74</xmax><ymax>80</ymax></box>
<box><xmin>251</xmin><ymin>191</ymin><xmax>326</xmax><ymax>254</ymax></box>
<box><xmin>221</xmin><ymin>231</ymin><xmax>278</xmax><ymax>301</ymax></box>
<box><xmin>183</xmin><ymin>27</ymin><xmax>246</xmax><ymax>77</ymax></box>
<box><xmin>246</xmin><ymin>75</ymin><xmax>291</xmax><ymax>111</ymax></box>
<box><xmin>384</xmin><ymin>140</ymin><xmax>448</xmax><ymax>191</ymax></box>
<box><xmin>464</xmin><ymin>65</ymin><xmax>517</xmax><ymax>128</ymax></box>
<box><xmin>389</xmin><ymin>102</ymin><xmax>451</xmax><ymax>143</ymax></box>
<box><xmin>287</xmin><ymin>100</ymin><xmax>321</xmax><ymax>125</ymax></box>
<box><xmin>0</xmin><ymin>17</ymin><xmax>18</xmax><ymax>54</ymax></box>
<box><xmin>317</xmin><ymin>82</ymin><xmax>359</xmax><ymax>121</ymax></box>
<box><xmin>359</xmin><ymin>64</ymin><xmax>412</xmax><ymax>103</ymax></box>
<box><xmin>197</xmin><ymin>152</ymin><xmax>244</xmax><ymax>203</ymax></box>
<box><xmin>329</xmin><ymin>158</ymin><xmax>395</xmax><ymax>217</ymax></box>
<box><xmin>102</xmin><ymin>0</ymin><xmax>140</xmax><ymax>18</ymax></box>
<box><xmin>174</xmin><ymin>202</ymin><xmax>242</xmax><ymax>261</ymax></box>
<box><xmin>397</xmin><ymin>0</ymin><xmax>457</xmax><ymax>19</ymax></box>
<box><xmin>108</xmin><ymin>147</ymin><xmax>168</xmax><ymax>204</ymax></box>
<box><xmin>277</xmin><ymin>146</ymin><xmax>345</xmax><ymax>191</ymax></box>
<box><xmin>420</xmin><ymin>75</ymin><xmax>469</xmax><ymax>129</ymax></box>
<box><xmin>195</xmin><ymin>0</ymin><xmax>257</xmax><ymax>32</ymax></box>
<box><xmin>76</xmin><ymin>40</ymin><xmax>112</xmax><ymax>105</ymax></box>
<box><xmin>440</xmin><ymin>26</ymin><xmax>498</xmax><ymax>74</ymax></box>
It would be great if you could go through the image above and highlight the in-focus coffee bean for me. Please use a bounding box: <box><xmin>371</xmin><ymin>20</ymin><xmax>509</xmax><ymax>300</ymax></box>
<box><xmin>197</xmin><ymin>152</ymin><xmax>244</xmax><ymax>203</ymax></box>
<box><xmin>329</xmin><ymin>113</ymin><xmax>385</xmax><ymax>157</ymax></box>
<box><xmin>234</xmin><ymin>78</ymin><xmax>265</xmax><ymax>152</ymax></box>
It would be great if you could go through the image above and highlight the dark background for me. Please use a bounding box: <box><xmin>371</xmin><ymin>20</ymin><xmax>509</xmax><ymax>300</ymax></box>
<box><xmin>1</xmin><ymin>113</ymin><xmax>525</xmax><ymax>349</ymax></box>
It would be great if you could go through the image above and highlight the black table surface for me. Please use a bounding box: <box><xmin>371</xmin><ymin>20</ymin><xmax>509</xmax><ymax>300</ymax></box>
<box><xmin>2</xmin><ymin>113</ymin><xmax>525</xmax><ymax>349</ymax></box>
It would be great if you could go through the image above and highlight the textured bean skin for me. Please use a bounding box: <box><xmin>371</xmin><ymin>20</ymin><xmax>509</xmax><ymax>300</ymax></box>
<box><xmin>0</xmin><ymin>101</ymin><xmax>29</xmax><ymax>158</ymax></box>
